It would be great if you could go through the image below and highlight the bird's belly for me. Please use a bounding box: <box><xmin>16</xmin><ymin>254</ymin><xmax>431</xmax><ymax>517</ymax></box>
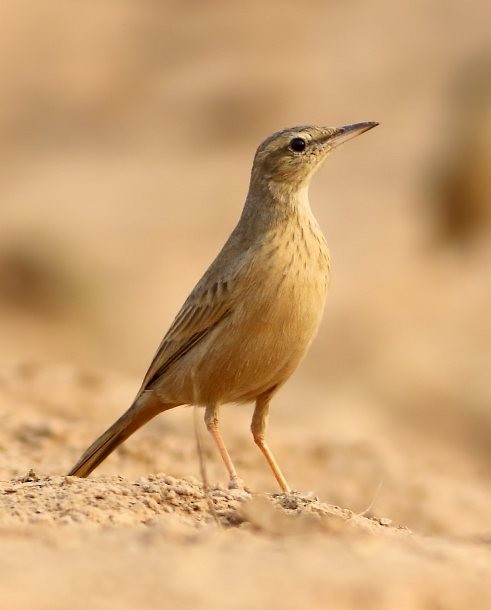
<box><xmin>159</xmin><ymin>266</ymin><xmax>328</xmax><ymax>406</ymax></box>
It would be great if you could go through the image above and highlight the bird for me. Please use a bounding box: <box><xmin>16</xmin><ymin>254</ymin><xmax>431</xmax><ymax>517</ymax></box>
<box><xmin>68</xmin><ymin>121</ymin><xmax>378</xmax><ymax>492</ymax></box>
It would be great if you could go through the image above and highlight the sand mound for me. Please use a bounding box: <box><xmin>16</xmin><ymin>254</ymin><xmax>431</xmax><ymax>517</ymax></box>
<box><xmin>1</xmin><ymin>470</ymin><xmax>398</xmax><ymax>532</ymax></box>
<box><xmin>1</xmin><ymin>468</ymin><xmax>490</xmax><ymax>610</ymax></box>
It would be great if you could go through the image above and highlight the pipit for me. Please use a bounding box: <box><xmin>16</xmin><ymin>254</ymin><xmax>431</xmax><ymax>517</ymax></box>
<box><xmin>68</xmin><ymin>122</ymin><xmax>378</xmax><ymax>491</ymax></box>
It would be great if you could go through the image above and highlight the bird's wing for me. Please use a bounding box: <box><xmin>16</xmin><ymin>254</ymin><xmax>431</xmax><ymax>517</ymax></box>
<box><xmin>136</xmin><ymin>269</ymin><xmax>244</xmax><ymax>397</ymax></box>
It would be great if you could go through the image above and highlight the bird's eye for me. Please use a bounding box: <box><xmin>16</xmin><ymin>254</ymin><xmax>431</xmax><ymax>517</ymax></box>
<box><xmin>289</xmin><ymin>137</ymin><xmax>306</xmax><ymax>152</ymax></box>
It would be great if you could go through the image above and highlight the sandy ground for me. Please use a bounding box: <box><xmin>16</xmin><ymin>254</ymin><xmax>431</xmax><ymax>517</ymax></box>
<box><xmin>1</xmin><ymin>362</ymin><xmax>490</xmax><ymax>609</ymax></box>
<box><xmin>0</xmin><ymin>1</ymin><xmax>490</xmax><ymax>608</ymax></box>
<box><xmin>4</xmin><ymin>468</ymin><xmax>490</xmax><ymax>610</ymax></box>
<box><xmin>2</xmin><ymin>447</ymin><xmax>491</xmax><ymax>610</ymax></box>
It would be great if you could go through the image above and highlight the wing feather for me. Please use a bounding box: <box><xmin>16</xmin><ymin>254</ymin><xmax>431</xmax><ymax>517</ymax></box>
<box><xmin>136</xmin><ymin>277</ymin><xmax>237</xmax><ymax>396</ymax></box>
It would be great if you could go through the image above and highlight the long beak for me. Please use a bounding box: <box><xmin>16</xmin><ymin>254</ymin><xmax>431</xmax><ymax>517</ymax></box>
<box><xmin>328</xmin><ymin>121</ymin><xmax>379</xmax><ymax>147</ymax></box>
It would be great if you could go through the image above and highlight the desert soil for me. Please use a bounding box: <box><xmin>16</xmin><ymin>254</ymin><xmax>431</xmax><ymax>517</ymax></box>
<box><xmin>0</xmin><ymin>363</ymin><xmax>490</xmax><ymax>610</ymax></box>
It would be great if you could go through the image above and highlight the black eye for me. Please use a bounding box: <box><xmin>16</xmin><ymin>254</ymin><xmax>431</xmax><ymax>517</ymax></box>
<box><xmin>289</xmin><ymin>137</ymin><xmax>306</xmax><ymax>152</ymax></box>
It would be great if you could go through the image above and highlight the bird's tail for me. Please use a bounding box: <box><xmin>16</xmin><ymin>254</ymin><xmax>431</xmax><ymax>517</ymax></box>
<box><xmin>67</xmin><ymin>394</ymin><xmax>173</xmax><ymax>478</ymax></box>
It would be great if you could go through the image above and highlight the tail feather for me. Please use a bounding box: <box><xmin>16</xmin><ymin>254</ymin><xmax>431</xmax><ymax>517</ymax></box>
<box><xmin>68</xmin><ymin>396</ymin><xmax>172</xmax><ymax>478</ymax></box>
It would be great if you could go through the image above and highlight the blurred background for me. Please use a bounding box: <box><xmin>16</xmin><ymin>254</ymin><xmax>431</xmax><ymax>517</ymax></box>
<box><xmin>0</xmin><ymin>0</ymin><xmax>490</xmax><ymax>535</ymax></box>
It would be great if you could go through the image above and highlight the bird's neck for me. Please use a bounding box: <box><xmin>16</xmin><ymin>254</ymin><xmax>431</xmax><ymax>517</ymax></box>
<box><xmin>240</xmin><ymin>176</ymin><xmax>314</xmax><ymax>234</ymax></box>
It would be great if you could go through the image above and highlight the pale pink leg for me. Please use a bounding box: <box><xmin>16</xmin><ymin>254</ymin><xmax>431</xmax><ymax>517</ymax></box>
<box><xmin>251</xmin><ymin>397</ymin><xmax>291</xmax><ymax>493</ymax></box>
<box><xmin>205</xmin><ymin>404</ymin><xmax>243</xmax><ymax>489</ymax></box>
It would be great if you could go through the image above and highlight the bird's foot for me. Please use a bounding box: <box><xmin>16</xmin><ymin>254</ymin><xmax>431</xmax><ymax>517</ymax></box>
<box><xmin>227</xmin><ymin>476</ymin><xmax>246</xmax><ymax>491</ymax></box>
<box><xmin>272</xmin><ymin>490</ymin><xmax>319</xmax><ymax>510</ymax></box>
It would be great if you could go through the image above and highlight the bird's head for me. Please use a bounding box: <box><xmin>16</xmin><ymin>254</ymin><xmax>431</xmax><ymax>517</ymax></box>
<box><xmin>251</xmin><ymin>122</ymin><xmax>378</xmax><ymax>188</ymax></box>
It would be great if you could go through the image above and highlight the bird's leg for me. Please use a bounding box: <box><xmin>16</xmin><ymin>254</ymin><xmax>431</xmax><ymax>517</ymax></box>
<box><xmin>204</xmin><ymin>404</ymin><xmax>243</xmax><ymax>490</ymax></box>
<box><xmin>251</xmin><ymin>396</ymin><xmax>291</xmax><ymax>493</ymax></box>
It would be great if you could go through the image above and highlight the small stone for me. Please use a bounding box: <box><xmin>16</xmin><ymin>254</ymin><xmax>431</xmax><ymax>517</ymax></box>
<box><xmin>174</xmin><ymin>484</ymin><xmax>193</xmax><ymax>496</ymax></box>
<box><xmin>20</xmin><ymin>469</ymin><xmax>39</xmax><ymax>483</ymax></box>
<box><xmin>210</xmin><ymin>489</ymin><xmax>229</xmax><ymax>498</ymax></box>
<box><xmin>227</xmin><ymin>489</ymin><xmax>251</xmax><ymax>502</ymax></box>
<box><xmin>280</xmin><ymin>496</ymin><xmax>299</xmax><ymax>510</ymax></box>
